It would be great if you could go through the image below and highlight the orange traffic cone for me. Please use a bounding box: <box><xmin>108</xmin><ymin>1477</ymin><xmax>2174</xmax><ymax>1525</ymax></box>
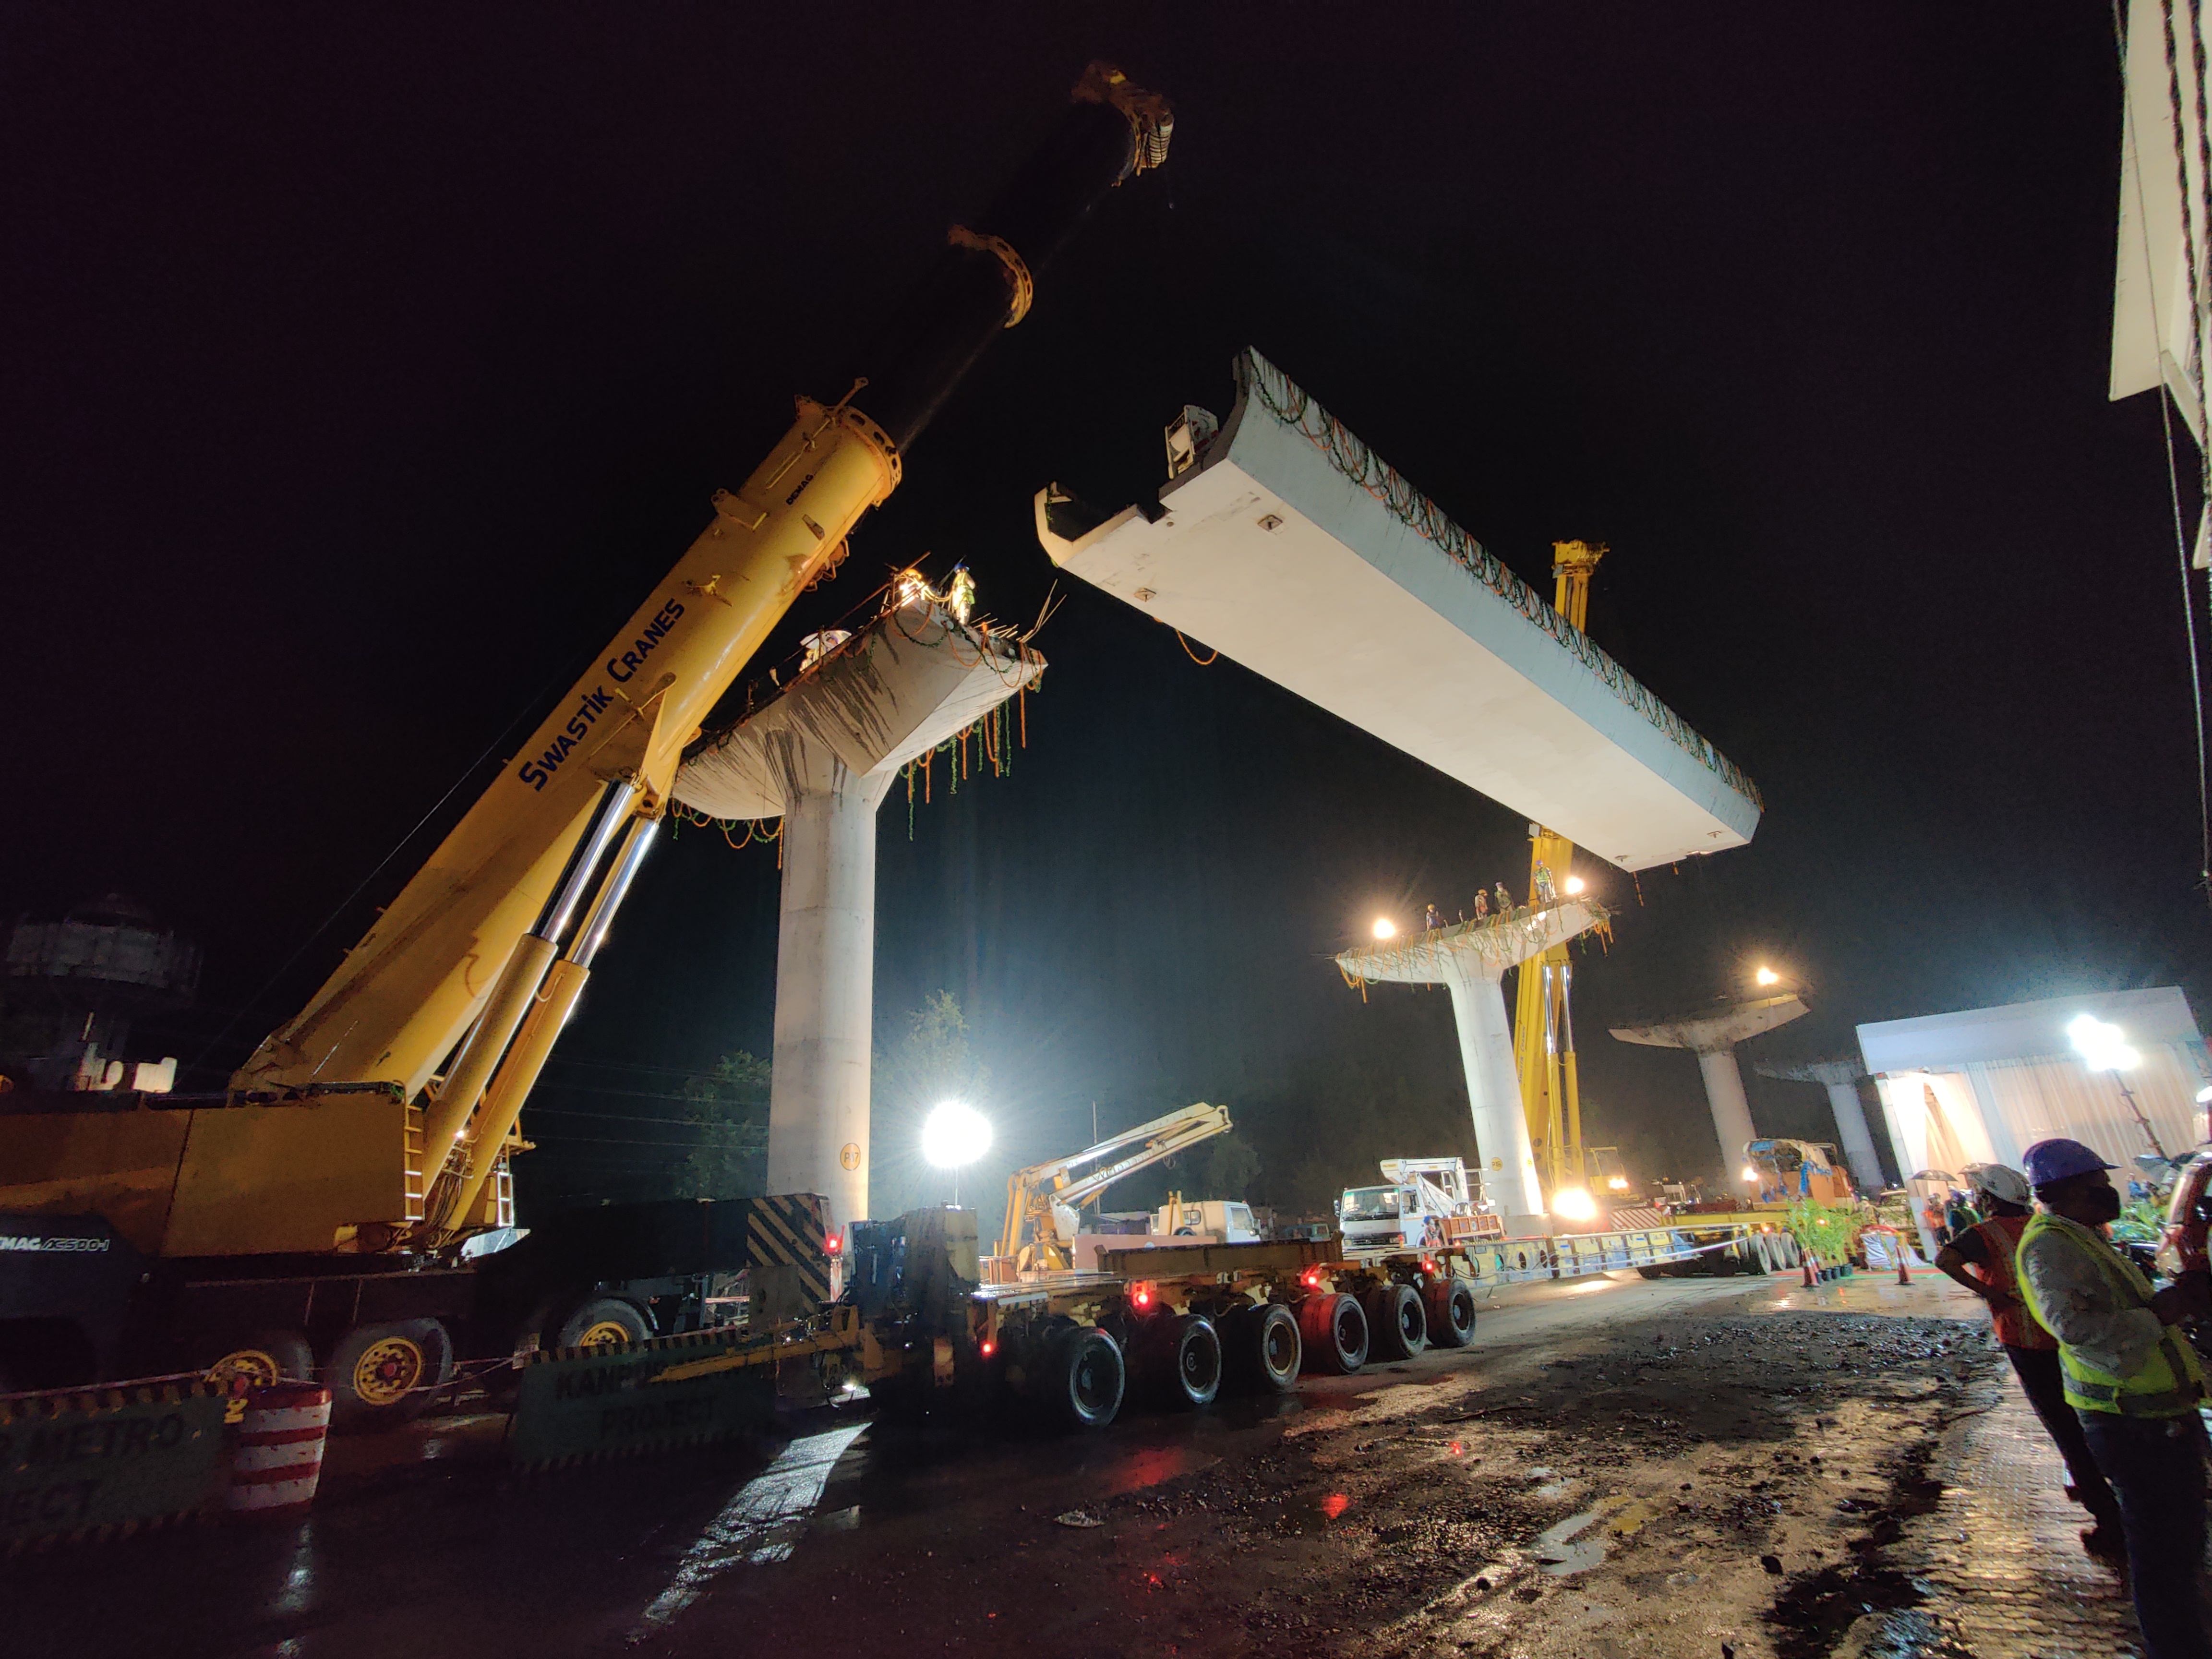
<box><xmin>1801</xmin><ymin>1249</ymin><xmax>1817</xmax><ymax>1289</ymax></box>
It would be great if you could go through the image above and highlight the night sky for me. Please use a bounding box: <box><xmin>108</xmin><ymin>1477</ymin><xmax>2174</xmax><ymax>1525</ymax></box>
<box><xmin>8</xmin><ymin>7</ymin><xmax>2207</xmax><ymax>1214</ymax></box>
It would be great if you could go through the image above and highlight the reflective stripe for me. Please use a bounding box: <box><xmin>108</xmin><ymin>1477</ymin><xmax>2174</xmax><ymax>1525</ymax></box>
<box><xmin>2016</xmin><ymin>1212</ymin><xmax>2206</xmax><ymax>1417</ymax></box>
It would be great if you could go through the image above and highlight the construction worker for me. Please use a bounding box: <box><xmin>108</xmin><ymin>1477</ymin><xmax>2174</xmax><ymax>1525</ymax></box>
<box><xmin>1425</xmin><ymin>903</ymin><xmax>1444</xmax><ymax>932</ymax></box>
<box><xmin>1935</xmin><ymin>1163</ymin><xmax>2122</xmax><ymax>1559</ymax></box>
<box><xmin>2017</xmin><ymin>1137</ymin><xmax>2212</xmax><ymax>1659</ymax></box>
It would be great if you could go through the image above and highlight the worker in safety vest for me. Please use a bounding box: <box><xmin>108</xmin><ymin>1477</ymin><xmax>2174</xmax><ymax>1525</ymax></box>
<box><xmin>1935</xmin><ymin>1162</ymin><xmax>2122</xmax><ymax>1557</ymax></box>
<box><xmin>2017</xmin><ymin>1138</ymin><xmax>2212</xmax><ymax>1659</ymax></box>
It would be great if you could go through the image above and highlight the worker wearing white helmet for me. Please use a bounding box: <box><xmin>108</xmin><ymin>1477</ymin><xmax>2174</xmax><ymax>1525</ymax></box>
<box><xmin>1936</xmin><ymin>1161</ymin><xmax>2123</xmax><ymax>1562</ymax></box>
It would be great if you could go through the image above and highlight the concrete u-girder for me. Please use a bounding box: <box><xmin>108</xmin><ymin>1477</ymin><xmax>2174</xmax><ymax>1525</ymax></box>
<box><xmin>1336</xmin><ymin>901</ymin><xmax>1607</xmax><ymax>1229</ymax></box>
<box><xmin>1610</xmin><ymin>995</ymin><xmax>1809</xmax><ymax>1182</ymax></box>
<box><xmin>669</xmin><ymin>600</ymin><xmax>1041</xmax><ymax>1227</ymax></box>
<box><xmin>1751</xmin><ymin>1056</ymin><xmax>1887</xmax><ymax>1193</ymax></box>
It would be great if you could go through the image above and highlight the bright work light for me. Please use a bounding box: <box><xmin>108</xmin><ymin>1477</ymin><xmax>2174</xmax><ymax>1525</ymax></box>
<box><xmin>1372</xmin><ymin>917</ymin><xmax>1396</xmax><ymax>940</ymax></box>
<box><xmin>922</xmin><ymin>1101</ymin><xmax>993</xmax><ymax>1168</ymax></box>
<box><xmin>1755</xmin><ymin>966</ymin><xmax>1779</xmax><ymax>986</ymax></box>
<box><xmin>1563</xmin><ymin>876</ymin><xmax>1585</xmax><ymax>895</ymax></box>
<box><xmin>1550</xmin><ymin>1186</ymin><xmax>1598</xmax><ymax>1224</ymax></box>
<box><xmin>2068</xmin><ymin>1014</ymin><xmax>2140</xmax><ymax>1072</ymax></box>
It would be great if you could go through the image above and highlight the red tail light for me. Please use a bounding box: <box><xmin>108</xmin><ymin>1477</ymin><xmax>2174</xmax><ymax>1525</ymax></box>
<box><xmin>981</xmin><ymin>1338</ymin><xmax>996</xmax><ymax>1357</ymax></box>
<box><xmin>1301</xmin><ymin>1268</ymin><xmax>1322</xmax><ymax>1289</ymax></box>
<box><xmin>825</xmin><ymin>1232</ymin><xmax>843</xmax><ymax>1255</ymax></box>
<box><xmin>1132</xmin><ymin>1284</ymin><xmax>1153</xmax><ymax>1309</ymax></box>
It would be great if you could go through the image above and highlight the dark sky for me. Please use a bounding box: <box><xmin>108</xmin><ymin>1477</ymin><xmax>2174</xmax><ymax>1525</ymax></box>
<box><xmin>7</xmin><ymin>6</ymin><xmax>2207</xmax><ymax>1206</ymax></box>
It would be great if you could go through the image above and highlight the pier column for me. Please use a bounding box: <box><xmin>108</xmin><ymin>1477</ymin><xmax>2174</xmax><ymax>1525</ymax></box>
<box><xmin>1695</xmin><ymin>1048</ymin><xmax>1758</xmax><ymax>1180</ymax></box>
<box><xmin>1446</xmin><ymin>969</ymin><xmax>1546</xmax><ymax>1226</ymax></box>
<box><xmin>764</xmin><ymin>748</ymin><xmax>893</xmax><ymax>1231</ymax></box>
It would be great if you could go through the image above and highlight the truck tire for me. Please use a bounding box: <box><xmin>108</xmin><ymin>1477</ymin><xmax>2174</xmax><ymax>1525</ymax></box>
<box><xmin>326</xmin><ymin>1319</ymin><xmax>454</xmax><ymax>1431</ymax></box>
<box><xmin>1140</xmin><ymin>1314</ymin><xmax>1221</xmax><ymax>1409</ymax></box>
<box><xmin>204</xmin><ymin>1330</ymin><xmax>316</xmax><ymax>1386</ymax></box>
<box><xmin>1424</xmin><ymin>1277</ymin><xmax>1478</xmax><ymax>1349</ymax></box>
<box><xmin>1236</xmin><ymin>1303</ymin><xmax>1302</xmax><ymax>1393</ymax></box>
<box><xmin>1365</xmin><ymin>1283</ymin><xmax>1428</xmax><ymax>1360</ymax></box>
<box><xmin>1046</xmin><ymin>1325</ymin><xmax>1125</xmax><ymax>1431</ymax></box>
<box><xmin>553</xmin><ymin>1298</ymin><xmax>651</xmax><ymax>1351</ymax></box>
<box><xmin>1298</xmin><ymin>1292</ymin><xmax>1368</xmax><ymax>1376</ymax></box>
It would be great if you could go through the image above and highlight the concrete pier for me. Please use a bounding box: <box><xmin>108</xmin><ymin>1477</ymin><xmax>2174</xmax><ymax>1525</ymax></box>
<box><xmin>1611</xmin><ymin>994</ymin><xmax>1809</xmax><ymax>1182</ymax></box>
<box><xmin>1753</xmin><ymin>1056</ymin><xmax>1887</xmax><ymax>1192</ymax></box>
<box><xmin>1337</xmin><ymin>901</ymin><xmax>1607</xmax><ymax>1227</ymax></box>
<box><xmin>671</xmin><ymin>599</ymin><xmax>1042</xmax><ymax>1226</ymax></box>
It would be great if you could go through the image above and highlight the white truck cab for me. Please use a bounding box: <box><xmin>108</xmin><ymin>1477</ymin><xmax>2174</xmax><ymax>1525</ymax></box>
<box><xmin>1336</xmin><ymin>1157</ymin><xmax>1495</xmax><ymax>1254</ymax></box>
<box><xmin>1152</xmin><ymin>1199</ymin><xmax>1261</xmax><ymax>1242</ymax></box>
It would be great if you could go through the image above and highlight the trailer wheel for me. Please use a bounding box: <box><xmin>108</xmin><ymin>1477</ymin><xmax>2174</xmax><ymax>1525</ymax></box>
<box><xmin>204</xmin><ymin>1331</ymin><xmax>315</xmax><ymax>1386</ymax></box>
<box><xmin>1298</xmin><ymin>1292</ymin><xmax>1368</xmax><ymax>1376</ymax></box>
<box><xmin>327</xmin><ymin>1319</ymin><xmax>454</xmax><ymax>1431</ymax></box>
<box><xmin>1424</xmin><ymin>1277</ymin><xmax>1478</xmax><ymax>1349</ymax></box>
<box><xmin>1046</xmin><ymin>1326</ymin><xmax>1125</xmax><ymax>1431</ymax></box>
<box><xmin>553</xmin><ymin>1298</ymin><xmax>650</xmax><ymax>1351</ymax></box>
<box><xmin>1142</xmin><ymin>1314</ymin><xmax>1221</xmax><ymax>1409</ymax></box>
<box><xmin>1365</xmin><ymin>1283</ymin><xmax>1428</xmax><ymax>1361</ymax></box>
<box><xmin>1242</xmin><ymin>1303</ymin><xmax>1302</xmax><ymax>1392</ymax></box>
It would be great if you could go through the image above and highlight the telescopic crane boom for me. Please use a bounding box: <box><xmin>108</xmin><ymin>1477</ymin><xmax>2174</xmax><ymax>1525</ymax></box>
<box><xmin>3</xmin><ymin>64</ymin><xmax>1172</xmax><ymax>1262</ymax></box>
<box><xmin>999</xmin><ymin>1102</ymin><xmax>1233</xmax><ymax>1272</ymax></box>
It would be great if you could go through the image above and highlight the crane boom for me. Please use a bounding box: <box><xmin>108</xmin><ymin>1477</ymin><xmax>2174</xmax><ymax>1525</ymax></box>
<box><xmin>230</xmin><ymin>66</ymin><xmax>1171</xmax><ymax>1244</ymax></box>
<box><xmin>998</xmin><ymin>1102</ymin><xmax>1232</xmax><ymax>1269</ymax></box>
<box><xmin>0</xmin><ymin>64</ymin><xmax>1172</xmax><ymax>1263</ymax></box>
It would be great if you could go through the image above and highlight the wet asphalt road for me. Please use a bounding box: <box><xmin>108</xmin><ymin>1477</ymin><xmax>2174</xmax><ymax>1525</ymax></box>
<box><xmin>1</xmin><ymin>1275</ymin><xmax>1803</xmax><ymax>1659</ymax></box>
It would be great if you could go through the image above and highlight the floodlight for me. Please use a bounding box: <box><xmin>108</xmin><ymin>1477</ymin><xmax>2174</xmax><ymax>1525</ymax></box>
<box><xmin>1563</xmin><ymin>876</ymin><xmax>1586</xmax><ymax>895</ymax></box>
<box><xmin>922</xmin><ymin>1101</ymin><xmax>993</xmax><ymax>1168</ymax></box>
<box><xmin>1550</xmin><ymin>1187</ymin><xmax>1598</xmax><ymax>1224</ymax></box>
<box><xmin>1755</xmin><ymin>966</ymin><xmax>1779</xmax><ymax>986</ymax></box>
<box><xmin>2068</xmin><ymin>1014</ymin><xmax>2139</xmax><ymax>1072</ymax></box>
<box><xmin>1372</xmin><ymin>917</ymin><xmax>1396</xmax><ymax>940</ymax></box>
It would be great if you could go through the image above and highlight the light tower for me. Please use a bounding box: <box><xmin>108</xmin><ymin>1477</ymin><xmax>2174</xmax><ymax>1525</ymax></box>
<box><xmin>669</xmin><ymin>588</ymin><xmax>1042</xmax><ymax>1227</ymax></box>
<box><xmin>1610</xmin><ymin>994</ymin><xmax>1809</xmax><ymax>1183</ymax></box>
<box><xmin>1750</xmin><ymin>1057</ymin><xmax>1888</xmax><ymax>1193</ymax></box>
<box><xmin>1338</xmin><ymin>899</ymin><xmax>1609</xmax><ymax>1228</ymax></box>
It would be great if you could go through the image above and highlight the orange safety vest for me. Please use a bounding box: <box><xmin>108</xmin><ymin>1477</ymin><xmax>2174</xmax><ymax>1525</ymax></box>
<box><xmin>1965</xmin><ymin>1213</ymin><xmax>2053</xmax><ymax>1351</ymax></box>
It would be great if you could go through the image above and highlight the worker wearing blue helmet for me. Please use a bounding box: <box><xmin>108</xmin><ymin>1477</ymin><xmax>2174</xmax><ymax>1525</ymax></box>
<box><xmin>2016</xmin><ymin>1137</ymin><xmax>2210</xmax><ymax>1659</ymax></box>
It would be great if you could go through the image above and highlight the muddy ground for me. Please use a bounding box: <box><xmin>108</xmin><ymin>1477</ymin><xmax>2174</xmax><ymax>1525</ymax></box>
<box><xmin>689</xmin><ymin>1277</ymin><xmax>2002</xmax><ymax>1659</ymax></box>
<box><xmin>7</xmin><ymin>1275</ymin><xmax>2016</xmax><ymax>1659</ymax></box>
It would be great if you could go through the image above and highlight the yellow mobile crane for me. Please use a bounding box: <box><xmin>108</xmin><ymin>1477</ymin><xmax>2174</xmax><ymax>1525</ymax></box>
<box><xmin>0</xmin><ymin>65</ymin><xmax>1172</xmax><ymax>1410</ymax></box>
<box><xmin>1511</xmin><ymin>540</ymin><xmax>1609</xmax><ymax>1206</ymax></box>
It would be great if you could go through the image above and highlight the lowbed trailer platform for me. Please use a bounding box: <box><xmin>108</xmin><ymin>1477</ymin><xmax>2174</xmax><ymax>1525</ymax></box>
<box><xmin>495</xmin><ymin>1207</ymin><xmax>1797</xmax><ymax>1451</ymax></box>
<box><xmin>705</xmin><ymin>1210</ymin><xmax>1784</xmax><ymax>1435</ymax></box>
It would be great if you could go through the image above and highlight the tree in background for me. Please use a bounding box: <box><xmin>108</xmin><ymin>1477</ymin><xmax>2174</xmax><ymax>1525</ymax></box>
<box><xmin>674</xmin><ymin>1049</ymin><xmax>770</xmax><ymax>1200</ymax></box>
<box><xmin>1192</xmin><ymin>1130</ymin><xmax>1260</xmax><ymax>1201</ymax></box>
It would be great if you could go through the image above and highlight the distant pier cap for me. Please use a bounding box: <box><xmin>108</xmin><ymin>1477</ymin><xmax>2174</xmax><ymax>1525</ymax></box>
<box><xmin>1036</xmin><ymin>349</ymin><xmax>1760</xmax><ymax>871</ymax></box>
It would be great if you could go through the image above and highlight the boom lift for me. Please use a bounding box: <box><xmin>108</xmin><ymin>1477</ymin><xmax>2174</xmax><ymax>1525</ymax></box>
<box><xmin>0</xmin><ymin>64</ymin><xmax>1173</xmax><ymax>1409</ymax></box>
<box><xmin>997</xmin><ymin>1102</ymin><xmax>1232</xmax><ymax>1274</ymax></box>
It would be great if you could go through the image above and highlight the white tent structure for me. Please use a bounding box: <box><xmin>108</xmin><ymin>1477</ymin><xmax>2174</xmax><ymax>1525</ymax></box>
<box><xmin>1856</xmin><ymin>988</ymin><xmax>2210</xmax><ymax>1181</ymax></box>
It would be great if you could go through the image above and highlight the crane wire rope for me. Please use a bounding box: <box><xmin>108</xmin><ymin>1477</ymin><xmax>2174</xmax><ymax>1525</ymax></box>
<box><xmin>185</xmin><ymin>661</ymin><xmax>580</xmax><ymax>1079</ymax></box>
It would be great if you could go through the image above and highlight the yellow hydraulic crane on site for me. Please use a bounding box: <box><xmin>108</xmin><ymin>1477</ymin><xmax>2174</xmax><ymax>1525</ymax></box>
<box><xmin>0</xmin><ymin>65</ymin><xmax>1173</xmax><ymax>1269</ymax></box>
<box><xmin>1511</xmin><ymin>539</ymin><xmax>1608</xmax><ymax>1202</ymax></box>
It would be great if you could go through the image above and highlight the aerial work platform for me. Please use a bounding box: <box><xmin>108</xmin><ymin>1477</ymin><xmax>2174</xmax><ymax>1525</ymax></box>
<box><xmin>1035</xmin><ymin>349</ymin><xmax>1760</xmax><ymax>870</ymax></box>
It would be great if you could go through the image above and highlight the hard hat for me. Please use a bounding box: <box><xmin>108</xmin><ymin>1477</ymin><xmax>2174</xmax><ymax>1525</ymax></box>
<box><xmin>1961</xmin><ymin>1162</ymin><xmax>2030</xmax><ymax>1205</ymax></box>
<box><xmin>2021</xmin><ymin>1138</ymin><xmax>2116</xmax><ymax>1190</ymax></box>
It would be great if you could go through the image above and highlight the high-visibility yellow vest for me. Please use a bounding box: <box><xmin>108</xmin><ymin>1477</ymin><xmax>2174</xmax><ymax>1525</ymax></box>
<box><xmin>2015</xmin><ymin>1211</ymin><xmax>2205</xmax><ymax>1418</ymax></box>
